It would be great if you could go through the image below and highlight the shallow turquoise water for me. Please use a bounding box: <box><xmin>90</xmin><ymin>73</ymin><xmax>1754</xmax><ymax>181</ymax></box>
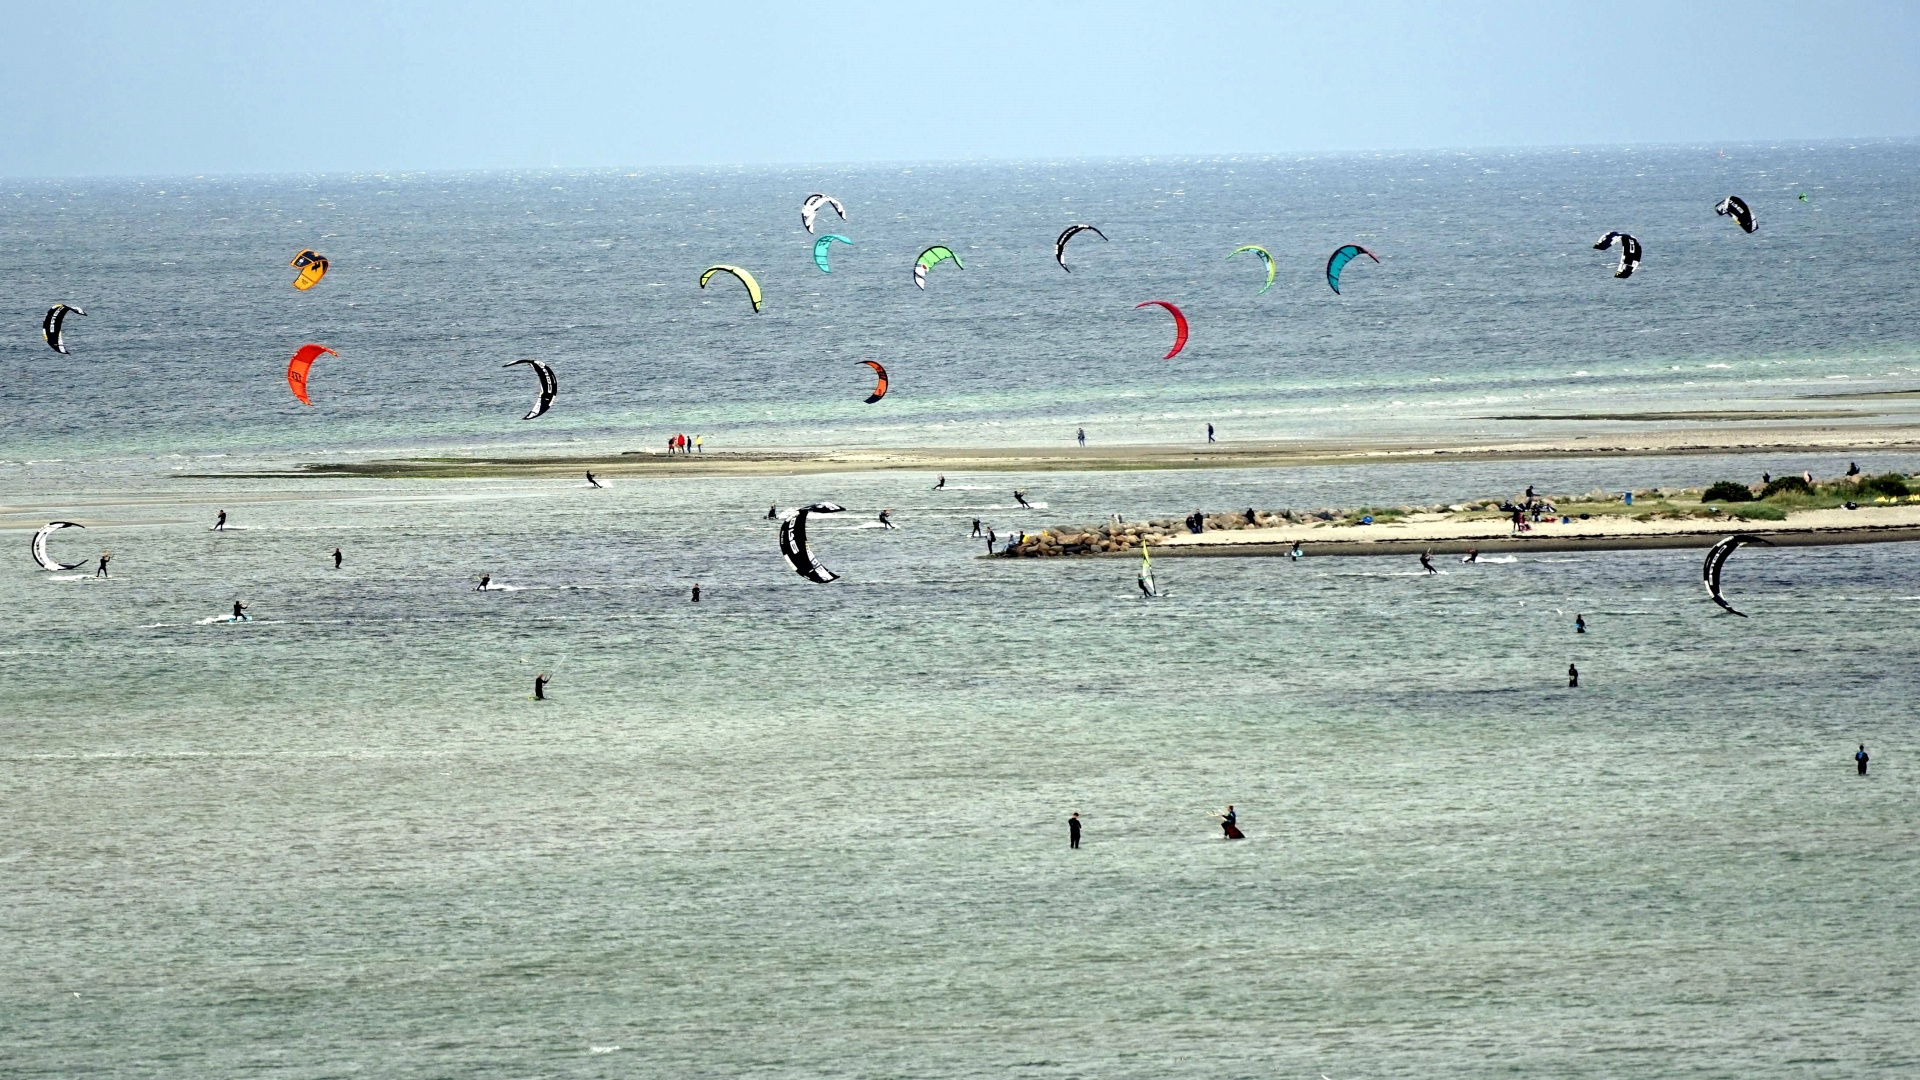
<box><xmin>3</xmin><ymin>451</ymin><xmax>1917</xmax><ymax>1077</ymax></box>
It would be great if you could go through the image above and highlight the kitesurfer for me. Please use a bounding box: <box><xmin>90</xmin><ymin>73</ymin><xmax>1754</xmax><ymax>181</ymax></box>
<box><xmin>933</xmin><ymin>474</ymin><xmax>946</xmax><ymax>491</ymax></box>
<box><xmin>1575</xmin><ymin>613</ymin><xmax>1586</xmax><ymax>634</ymax></box>
<box><xmin>95</xmin><ymin>552</ymin><xmax>110</xmax><ymax>578</ymax></box>
<box><xmin>1289</xmin><ymin>541</ymin><xmax>1303</xmax><ymax>560</ymax></box>
<box><xmin>231</xmin><ymin>600</ymin><xmax>248</xmax><ymax>621</ymax></box>
<box><xmin>878</xmin><ymin>509</ymin><xmax>896</xmax><ymax>530</ymax></box>
<box><xmin>534</xmin><ymin>673</ymin><xmax>548</xmax><ymax>701</ymax></box>
<box><xmin>1013</xmin><ymin>490</ymin><xmax>1032</xmax><ymax>509</ymax></box>
<box><xmin>1848</xmin><ymin>462</ymin><xmax>1861</xmax><ymax>478</ymax></box>
<box><xmin>1462</xmin><ymin>547</ymin><xmax>1479</xmax><ymax>563</ymax></box>
<box><xmin>213</xmin><ymin>509</ymin><xmax>227</xmax><ymax>531</ymax></box>
<box><xmin>768</xmin><ymin>505</ymin><xmax>779</xmax><ymax>520</ymax></box>
<box><xmin>692</xmin><ymin>584</ymin><xmax>701</xmax><ymax>603</ymax></box>
<box><xmin>971</xmin><ymin>518</ymin><xmax>982</xmax><ymax>538</ymax></box>
<box><xmin>1077</xmin><ymin>428</ymin><xmax>1086</xmax><ymax>448</ymax></box>
<box><xmin>1420</xmin><ymin>550</ymin><xmax>1437</xmax><ymax>574</ymax></box>
<box><xmin>1568</xmin><ymin>663</ymin><xmax>1579</xmax><ymax>688</ymax></box>
<box><xmin>1207</xmin><ymin>423</ymin><xmax>1215</xmax><ymax>443</ymax></box>
<box><xmin>332</xmin><ymin>547</ymin><xmax>342</xmax><ymax>569</ymax></box>
<box><xmin>586</xmin><ymin>471</ymin><xmax>603</xmax><ymax>488</ymax></box>
<box><xmin>1213</xmin><ymin>805</ymin><xmax>1244</xmax><ymax>840</ymax></box>
<box><xmin>477</xmin><ymin>574</ymin><xmax>491</xmax><ymax>591</ymax></box>
<box><xmin>1856</xmin><ymin>744</ymin><xmax>1869</xmax><ymax>775</ymax></box>
<box><xmin>1068</xmin><ymin>812</ymin><xmax>1081</xmax><ymax>849</ymax></box>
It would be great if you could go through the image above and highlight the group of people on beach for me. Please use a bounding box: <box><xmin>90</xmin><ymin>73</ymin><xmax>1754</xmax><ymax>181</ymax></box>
<box><xmin>665</xmin><ymin>433</ymin><xmax>702</xmax><ymax>454</ymax></box>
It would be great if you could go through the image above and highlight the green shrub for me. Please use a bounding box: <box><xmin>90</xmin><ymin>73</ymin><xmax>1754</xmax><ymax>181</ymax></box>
<box><xmin>1729</xmin><ymin>503</ymin><xmax>1787</xmax><ymax>521</ymax></box>
<box><xmin>1760</xmin><ymin>475</ymin><xmax>1813</xmax><ymax>499</ymax></box>
<box><xmin>1701</xmin><ymin>480</ymin><xmax>1754</xmax><ymax>502</ymax></box>
<box><xmin>1859</xmin><ymin>473</ymin><xmax>1911</xmax><ymax>498</ymax></box>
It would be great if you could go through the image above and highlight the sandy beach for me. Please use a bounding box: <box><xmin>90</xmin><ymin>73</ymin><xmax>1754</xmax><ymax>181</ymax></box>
<box><xmin>198</xmin><ymin>420</ymin><xmax>1920</xmax><ymax>480</ymax></box>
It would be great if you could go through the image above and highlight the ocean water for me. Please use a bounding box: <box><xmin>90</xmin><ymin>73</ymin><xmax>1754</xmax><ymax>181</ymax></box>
<box><xmin>4</xmin><ymin>149</ymin><xmax>1920</xmax><ymax>1078</ymax></box>
<box><xmin>3</xmin><ymin>142</ymin><xmax>1920</xmax><ymax>466</ymax></box>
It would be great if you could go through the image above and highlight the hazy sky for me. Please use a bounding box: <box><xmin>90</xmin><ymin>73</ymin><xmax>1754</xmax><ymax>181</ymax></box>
<box><xmin>3</xmin><ymin>1</ymin><xmax>1916</xmax><ymax>177</ymax></box>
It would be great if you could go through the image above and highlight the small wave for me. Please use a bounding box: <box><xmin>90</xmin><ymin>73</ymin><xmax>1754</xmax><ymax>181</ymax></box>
<box><xmin>477</xmin><ymin>583</ymin><xmax>523</xmax><ymax>592</ymax></box>
<box><xmin>590</xmin><ymin>1046</ymin><xmax>621</xmax><ymax>1055</ymax></box>
<box><xmin>1467</xmin><ymin>555</ymin><xmax>1519</xmax><ymax>564</ymax></box>
<box><xmin>46</xmin><ymin>574</ymin><xmax>92</xmax><ymax>582</ymax></box>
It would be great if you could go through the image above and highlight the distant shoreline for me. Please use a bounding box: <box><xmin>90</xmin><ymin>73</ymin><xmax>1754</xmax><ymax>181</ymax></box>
<box><xmin>181</xmin><ymin>422</ymin><xmax>1920</xmax><ymax>480</ymax></box>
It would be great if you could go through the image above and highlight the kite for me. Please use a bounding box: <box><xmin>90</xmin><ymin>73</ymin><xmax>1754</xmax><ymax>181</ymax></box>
<box><xmin>290</xmin><ymin>250</ymin><xmax>329</xmax><ymax>291</ymax></box>
<box><xmin>1593</xmin><ymin>232</ymin><xmax>1642</xmax><ymax>279</ymax></box>
<box><xmin>31</xmin><ymin>521</ymin><xmax>86</xmax><ymax>571</ymax></box>
<box><xmin>700</xmin><ymin>265</ymin><xmax>764</xmax><ymax>312</ymax></box>
<box><xmin>812</xmin><ymin>234</ymin><xmax>852</xmax><ymax>274</ymax></box>
<box><xmin>285</xmin><ymin>343</ymin><xmax>338</xmax><ymax>406</ymax></box>
<box><xmin>504</xmin><ymin>358</ymin><xmax>558</xmax><ymax>420</ymax></box>
<box><xmin>1325</xmin><ymin>245</ymin><xmax>1378</xmax><ymax>294</ymax></box>
<box><xmin>1054</xmin><ymin>224</ymin><xmax>1108</xmax><ymax>272</ymax></box>
<box><xmin>913</xmin><ymin>245</ymin><xmax>963</xmax><ymax>290</ymax></box>
<box><xmin>1703</xmin><ymin>534</ymin><xmax>1772</xmax><ymax>617</ymax></box>
<box><xmin>42</xmin><ymin>304</ymin><xmax>86</xmax><ymax>354</ymax></box>
<box><xmin>800</xmin><ymin>193</ymin><xmax>846</xmax><ymax>235</ymax></box>
<box><xmin>860</xmin><ymin>360</ymin><xmax>888</xmax><ymax>404</ymax></box>
<box><xmin>779</xmin><ymin>502</ymin><xmax>846</xmax><ymax>583</ymax></box>
<box><xmin>1714</xmin><ymin>196</ymin><xmax>1756</xmax><ymax>233</ymax></box>
<box><xmin>1227</xmin><ymin>245</ymin><xmax>1275</xmax><ymax>295</ymax></box>
<box><xmin>1134</xmin><ymin>300</ymin><xmax>1189</xmax><ymax>359</ymax></box>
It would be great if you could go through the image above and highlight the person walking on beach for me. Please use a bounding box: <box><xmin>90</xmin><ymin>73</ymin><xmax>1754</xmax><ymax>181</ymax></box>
<box><xmin>1575</xmin><ymin>613</ymin><xmax>1586</xmax><ymax>634</ymax></box>
<box><xmin>691</xmin><ymin>583</ymin><xmax>700</xmax><ymax>603</ymax></box>
<box><xmin>332</xmin><ymin>547</ymin><xmax>342</xmax><ymax>569</ymax></box>
<box><xmin>1068</xmin><ymin>812</ymin><xmax>1081</xmax><ymax>849</ymax></box>
<box><xmin>1076</xmin><ymin>427</ymin><xmax>1086</xmax><ymax>448</ymax></box>
<box><xmin>933</xmin><ymin>474</ymin><xmax>946</xmax><ymax>491</ymax></box>
<box><xmin>694</xmin><ymin>435</ymin><xmax>703</xmax><ymax>453</ymax></box>
<box><xmin>1568</xmin><ymin>663</ymin><xmax>1579</xmax><ymax>688</ymax></box>
<box><xmin>1420</xmin><ymin>550</ymin><xmax>1437</xmax><ymax>574</ymax></box>
<box><xmin>213</xmin><ymin>509</ymin><xmax>227</xmax><ymax>531</ymax></box>
<box><xmin>1207</xmin><ymin>423</ymin><xmax>1215</xmax><ymax>443</ymax></box>
<box><xmin>534</xmin><ymin>673</ymin><xmax>548</xmax><ymax>700</ymax></box>
<box><xmin>1856</xmin><ymin>744</ymin><xmax>1870</xmax><ymax>775</ymax></box>
<box><xmin>95</xmin><ymin>551</ymin><xmax>110</xmax><ymax>578</ymax></box>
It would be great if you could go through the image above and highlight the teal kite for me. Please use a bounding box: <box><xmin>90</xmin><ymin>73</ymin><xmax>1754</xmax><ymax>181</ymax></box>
<box><xmin>812</xmin><ymin>234</ymin><xmax>852</xmax><ymax>274</ymax></box>
<box><xmin>913</xmin><ymin>245</ymin><xmax>963</xmax><ymax>290</ymax></box>
<box><xmin>1325</xmin><ymin>244</ymin><xmax>1378</xmax><ymax>294</ymax></box>
<box><xmin>1227</xmin><ymin>245</ymin><xmax>1275</xmax><ymax>295</ymax></box>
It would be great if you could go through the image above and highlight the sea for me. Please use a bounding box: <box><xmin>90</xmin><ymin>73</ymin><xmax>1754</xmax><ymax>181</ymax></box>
<box><xmin>3</xmin><ymin>144</ymin><xmax>1918</xmax><ymax>1078</ymax></box>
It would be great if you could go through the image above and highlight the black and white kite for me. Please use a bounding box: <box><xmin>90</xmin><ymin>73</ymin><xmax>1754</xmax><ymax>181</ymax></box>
<box><xmin>42</xmin><ymin>304</ymin><xmax>86</xmax><ymax>354</ymax></box>
<box><xmin>779</xmin><ymin>502</ymin><xmax>845</xmax><ymax>583</ymax></box>
<box><xmin>31</xmin><ymin>521</ymin><xmax>86</xmax><ymax>571</ymax></box>
<box><xmin>1054</xmin><ymin>224</ymin><xmax>1108</xmax><ymax>272</ymax></box>
<box><xmin>1702</xmin><ymin>533</ymin><xmax>1772</xmax><ymax>617</ymax></box>
<box><xmin>800</xmin><ymin>193</ymin><xmax>847</xmax><ymax>235</ymax></box>
<box><xmin>1714</xmin><ymin>195</ymin><xmax>1756</xmax><ymax>233</ymax></box>
<box><xmin>503</xmin><ymin>358</ymin><xmax>558</xmax><ymax>420</ymax></box>
<box><xmin>1592</xmin><ymin>232</ymin><xmax>1642</xmax><ymax>279</ymax></box>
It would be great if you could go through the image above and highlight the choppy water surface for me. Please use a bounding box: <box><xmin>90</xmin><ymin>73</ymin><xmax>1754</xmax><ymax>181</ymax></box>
<box><xmin>4</xmin><ymin>148</ymin><xmax>1920</xmax><ymax>1076</ymax></box>
<box><xmin>3</xmin><ymin>451</ymin><xmax>1917</xmax><ymax>1078</ymax></box>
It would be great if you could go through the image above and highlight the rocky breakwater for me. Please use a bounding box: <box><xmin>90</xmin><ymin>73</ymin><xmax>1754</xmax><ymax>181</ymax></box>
<box><xmin>994</xmin><ymin>507</ymin><xmax>1442</xmax><ymax>558</ymax></box>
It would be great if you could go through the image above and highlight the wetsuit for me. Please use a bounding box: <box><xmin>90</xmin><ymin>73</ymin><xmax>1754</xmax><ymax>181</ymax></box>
<box><xmin>213</xmin><ymin>511</ymin><xmax>226</xmax><ymax>531</ymax></box>
<box><xmin>477</xmin><ymin>575</ymin><xmax>491</xmax><ymax>591</ymax></box>
<box><xmin>333</xmin><ymin>548</ymin><xmax>342</xmax><ymax>569</ymax></box>
<box><xmin>1077</xmin><ymin>428</ymin><xmax>1085</xmax><ymax>447</ymax></box>
<box><xmin>768</xmin><ymin>506</ymin><xmax>778</xmax><ymax>519</ymax></box>
<box><xmin>692</xmin><ymin>584</ymin><xmax>700</xmax><ymax>603</ymax></box>
<box><xmin>972</xmin><ymin>519</ymin><xmax>982</xmax><ymax>538</ymax></box>
<box><xmin>1139</xmin><ymin>577</ymin><xmax>1153</xmax><ymax>598</ymax></box>
<box><xmin>586</xmin><ymin>472</ymin><xmax>602</xmax><ymax>488</ymax></box>
<box><xmin>1207</xmin><ymin>424</ymin><xmax>1215</xmax><ymax>443</ymax></box>
<box><xmin>1290</xmin><ymin>543</ymin><xmax>1302</xmax><ymax>560</ymax></box>
<box><xmin>1568</xmin><ymin>664</ymin><xmax>1579</xmax><ymax>688</ymax></box>
<box><xmin>1068</xmin><ymin>815</ymin><xmax>1081</xmax><ymax>849</ymax></box>
<box><xmin>1857</xmin><ymin>746</ymin><xmax>1869</xmax><ymax>775</ymax></box>
<box><xmin>1014</xmin><ymin>491</ymin><xmax>1030</xmax><ymax>508</ymax></box>
<box><xmin>534</xmin><ymin>676</ymin><xmax>547</xmax><ymax>700</ymax></box>
<box><xmin>1420</xmin><ymin>553</ymin><xmax>1436</xmax><ymax>574</ymax></box>
<box><xmin>95</xmin><ymin>554</ymin><xmax>109</xmax><ymax>578</ymax></box>
<box><xmin>933</xmin><ymin>475</ymin><xmax>945</xmax><ymax>490</ymax></box>
<box><xmin>878</xmin><ymin>511</ymin><xmax>894</xmax><ymax>529</ymax></box>
<box><xmin>232</xmin><ymin>601</ymin><xmax>247</xmax><ymax>620</ymax></box>
<box><xmin>1575</xmin><ymin>615</ymin><xmax>1586</xmax><ymax>634</ymax></box>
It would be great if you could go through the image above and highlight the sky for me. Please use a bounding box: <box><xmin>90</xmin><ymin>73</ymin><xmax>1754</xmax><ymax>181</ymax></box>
<box><xmin>2</xmin><ymin>0</ymin><xmax>1917</xmax><ymax>177</ymax></box>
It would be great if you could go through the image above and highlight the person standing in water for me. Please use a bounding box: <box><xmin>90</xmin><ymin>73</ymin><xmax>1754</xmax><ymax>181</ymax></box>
<box><xmin>1420</xmin><ymin>550</ymin><xmax>1437</xmax><ymax>574</ymax></box>
<box><xmin>95</xmin><ymin>551</ymin><xmax>110</xmax><ymax>578</ymax></box>
<box><xmin>534</xmin><ymin>673</ymin><xmax>548</xmax><ymax>701</ymax></box>
<box><xmin>933</xmin><ymin>474</ymin><xmax>945</xmax><ymax>491</ymax></box>
<box><xmin>1076</xmin><ymin>427</ymin><xmax>1086</xmax><ymax>448</ymax></box>
<box><xmin>1568</xmin><ymin>663</ymin><xmax>1579</xmax><ymax>688</ymax></box>
<box><xmin>1856</xmin><ymin>744</ymin><xmax>1870</xmax><ymax>775</ymax></box>
<box><xmin>971</xmin><ymin>518</ymin><xmax>982</xmax><ymax>538</ymax></box>
<box><xmin>692</xmin><ymin>583</ymin><xmax>701</xmax><ymax>603</ymax></box>
<box><xmin>1575</xmin><ymin>613</ymin><xmax>1586</xmax><ymax>633</ymax></box>
<box><xmin>1068</xmin><ymin>812</ymin><xmax>1081</xmax><ymax>849</ymax></box>
<box><xmin>476</xmin><ymin>574</ymin><xmax>491</xmax><ymax>591</ymax></box>
<box><xmin>213</xmin><ymin>509</ymin><xmax>227</xmax><ymax>531</ymax></box>
<box><xmin>332</xmin><ymin>547</ymin><xmax>342</xmax><ymax>569</ymax></box>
